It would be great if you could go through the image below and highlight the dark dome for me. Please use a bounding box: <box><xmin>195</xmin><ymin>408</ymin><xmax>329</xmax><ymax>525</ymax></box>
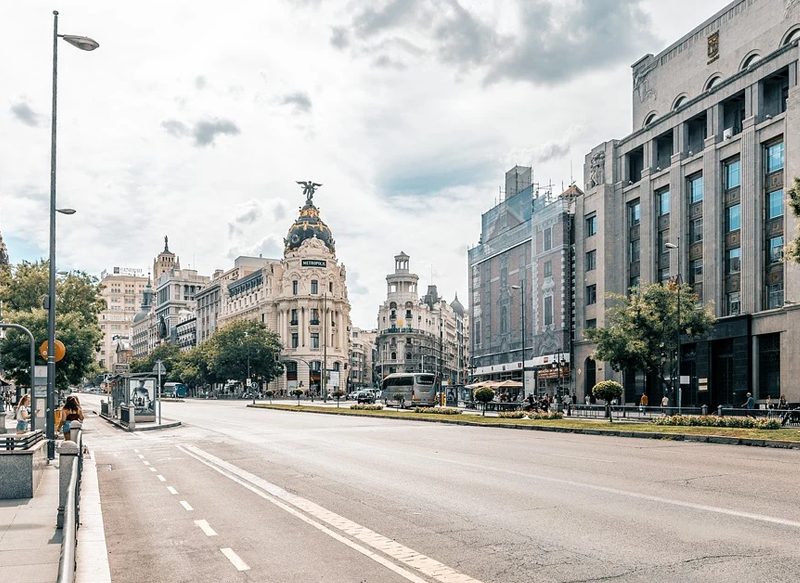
<box><xmin>284</xmin><ymin>202</ymin><xmax>336</xmax><ymax>254</ymax></box>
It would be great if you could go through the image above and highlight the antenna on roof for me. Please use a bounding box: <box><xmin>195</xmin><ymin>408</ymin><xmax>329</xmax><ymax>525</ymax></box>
<box><xmin>570</xmin><ymin>160</ymin><xmax>574</xmax><ymax>184</ymax></box>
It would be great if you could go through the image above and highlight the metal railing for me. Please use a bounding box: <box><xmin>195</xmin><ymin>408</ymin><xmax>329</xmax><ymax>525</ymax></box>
<box><xmin>1</xmin><ymin>429</ymin><xmax>44</xmax><ymax>451</ymax></box>
<box><xmin>57</xmin><ymin>455</ymin><xmax>79</xmax><ymax>583</ymax></box>
<box><xmin>569</xmin><ymin>404</ymin><xmax>800</xmax><ymax>424</ymax></box>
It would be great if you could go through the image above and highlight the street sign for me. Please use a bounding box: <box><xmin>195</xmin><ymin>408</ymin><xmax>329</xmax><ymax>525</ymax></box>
<box><xmin>152</xmin><ymin>362</ymin><xmax>167</xmax><ymax>375</ymax></box>
<box><xmin>246</xmin><ymin>378</ymin><xmax>252</xmax><ymax>387</ymax></box>
<box><xmin>39</xmin><ymin>339</ymin><xmax>66</xmax><ymax>362</ymax></box>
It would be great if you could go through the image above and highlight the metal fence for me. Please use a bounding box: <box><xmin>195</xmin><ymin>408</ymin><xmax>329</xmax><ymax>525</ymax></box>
<box><xmin>1</xmin><ymin>429</ymin><xmax>44</xmax><ymax>451</ymax></box>
<box><xmin>568</xmin><ymin>404</ymin><xmax>800</xmax><ymax>425</ymax></box>
<box><xmin>56</xmin><ymin>426</ymin><xmax>83</xmax><ymax>583</ymax></box>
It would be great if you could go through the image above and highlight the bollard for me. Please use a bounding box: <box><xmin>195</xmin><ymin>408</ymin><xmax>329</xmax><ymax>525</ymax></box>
<box><xmin>701</xmin><ymin>404</ymin><xmax>708</xmax><ymax>415</ymax></box>
<box><xmin>68</xmin><ymin>420</ymin><xmax>82</xmax><ymax>442</ymax></box>
<box><xmin>0</xmin><ymin>410</ymin><xmax>6</xmax><ymax>434</ymax></box>
<box><xmin>57</xmin><ymin>440</ymin><xmax>80</xmax><ymax>528</ymax></box>
<box><xmin>717</xmin><ymin>405</ymin><xmax>723</xmax><ymax>417</ymax></box>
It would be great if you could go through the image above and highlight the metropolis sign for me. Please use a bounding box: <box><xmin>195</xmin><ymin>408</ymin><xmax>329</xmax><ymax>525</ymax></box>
<box><xmin>302</xmin><ymin>259</ymin><xmax>327</xmax><ymax>268</ymax></box>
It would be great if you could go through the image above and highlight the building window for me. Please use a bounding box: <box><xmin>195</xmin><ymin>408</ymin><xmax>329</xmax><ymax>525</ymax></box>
<box><xmin>544</xmin><ymin>296</ymin><xmax>553</xmax><ymax>326</ymax></box>
<box><xmin>758</xmin><ymin>334</ymin><xmax>781</xmax><ymax>398</ymax></box>
<box><xmin>766</xmin><ymin>141</ymin><xmax>784</xmax><ymax>173</ymax></box>
<box><xmin>311</xmin><ymin>333</ymin><xmax>320</xmax><ymax>349</ymax></box>
<box><xmin>768</xmin><ymin>236</ymin><xmax>784</xmax><ymax>264</ymax></box>
<box><xmin>690</xmin><ymin>216</ymin><xmax>704</xmax><ymax>243</ymax></box>
<box><xmin>726</xmin><ymin>247</ymin><xmax>741</xmax><ymax>274</ymax></box>
<box><xmin>543</xmin><ymin>227</ymin><xmax>552</xmax><ymax>251</ymax></box>
<box><xmin>657</xmin><ymin>189</ymin><xmax>670</xmax><ymax>216</ymax></box>
<box><xmin>291</xmin><ymin>333</ymin><xmax>299</xmax><ymax>348</ymax></box>
<box><xmin>290</xmin><ymin>308</ymin><xmax>298</xmax><ymax>325</ymax></box>
<box><xmin>629</xmin><ymin>275</ymin><xmax>640</xmax><ymax>290</ymax></box>
<box><xmin>767</xmin><ymin>190</ymin><xmax>784</xmax><ymax>220</ymax></box>
<box><xmin>689</xmin><ymin>174</ymin><xmax>704</xmax><ymax>204</ymax></box>
<box><xmin>500</xmin><ymin>306</ymin><xmax>508</xmax><ymax>333</ymax></box>
<box><xmin>724</xmin><ymin>158</ymin><xmax>741</xmax><ymax>189</ymax></box>
<box><xmin>586</xmin><ymin>285</ymin><xmax>597</xmax><ymax>305</ymax></box>
<box><xmin>585</xmin><ymin>214</ymin><xmax>597</xmax><ymax>237</ymax></box>
<box><xmin>585</xmin><ymin>319</ymin><xmax>597</xmax><ymax>329</ymax></box>
<box><xmin>586</xmin><ymin>250</ymin><xmax>597</xmax><ymax>271</ymax></box>
<box><xmin>628</xmin><ymin>201</ymin><xmax>641</xmax><ymax>226</ymax></box>
<box><xmin>727</xmin><ymin>292</ymin><xmax>741</xmax><ymax>316</ymax></box>
<box><xmin>629</xmin><ymin>238</ymin><xmax>640</xmax><ymax>263</ymax></box>
<box><xmin>726</xmin><ymin>204</ymin><xmax>741</xmax><ymax>232</ymax></box>
<box><xmin>292</xmin><ymin>280</ymin><xmax>298</xmax><ymax>295</ymax></box>
<box><xmin>329</xmin><ymin>281</ymin><xmax>333</xmax><ymax>293</ymax></box>
<box><xmin>690</xmin><ymin>259</ymin><xmax>703</xmax><ymax>284</ymax></box>
<box><xmin>311</xmin><ymin>280</ymin><xmax>318</xmax><ymax>294</ymax></box>
<box><xmin>766</xmin><ymin>282</ymin><xmax>784</xmax><ymax>309</ymax></box>
<box><xmin>543</xmin><ymin>260</ymin><xmax>552</xmax><ymax>278</ymax></box>
<box><xmin>311</xmin><ymin>308</ymin><xmax>320</xmax><ymax>324</ymax></box>
<box><xmin>658</xmin><ymin>268</ymin><xmax>671</xmax><ymax>283</ymax></box>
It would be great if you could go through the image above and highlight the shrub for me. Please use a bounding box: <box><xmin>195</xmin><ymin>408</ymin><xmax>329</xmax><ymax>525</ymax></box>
<box><xmin>290</xmin><ymin>389</ymin><xmax>303</xmax><ymax>405</ymax></box>
<box><xmin>499</xmin><ymin>411</ymin><xmax>526</xmax><ymax>419</ymax></box>
<box><xmin>592</xmin><ymin>380</ymin><xmax>623</xmax><ymax>403</ymax></box>
<box><xmin>350</xmin><ymin>404</ymin><xmax>384</xmax><ymax>411</ymax></box>
<box><xmin>653</xmin><ymin>415</ymin><xmax>781</xmax><ymax>430</ymax></box>
<box><xmin>413</xmin><ymin>407</ymin><xmax>462</xmax><ymax>415</ymax></box>
<box><xmin>528</xmin><ymin>411</ymin><xmax>564</xmax><ymax>420</ymax></box>
<box><xmin>474</xmin><ymin>387</ymin><xmax>495</xmax><ymax>416</ymax></box>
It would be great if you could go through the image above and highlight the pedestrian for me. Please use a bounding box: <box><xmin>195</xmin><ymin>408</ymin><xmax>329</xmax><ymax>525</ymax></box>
<box><xmin>58</xmin><ymin>395</ymin><xmax>84</xmax><ymax>440</ymax></box>
<box><xmin>584</xmin><ymin>394</ymin><xmax>591</xmax><ymax>406</ymax></box>
<box><xmin>15</xmin><ymin>394</ymin><xmax>31</xmax><ymax>434</ymax></box>
<box><xmin>639</xmin><ymin>393</ymin><xmax>649</xmax><ymax>413</ymax></box>
<box><xmin>660</xmin><ymin>394</ymin><xmax>669</xmax><ymax>414</ymax></box>
<box><xmin>742</xmin><ymin>392</ymin><xmax>755</xmax><ymax>410</ymax></box>
<box><xmin>779</xmin><ymin>394</ymin><xmax>788</xmax><ymax>410</ymax></box>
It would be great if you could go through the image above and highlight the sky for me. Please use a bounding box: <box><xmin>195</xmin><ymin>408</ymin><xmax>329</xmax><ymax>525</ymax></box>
<box><xmin>0</xmin><ymin>0</ymin><xmax>731</xmax><ymax>328</ymax></box>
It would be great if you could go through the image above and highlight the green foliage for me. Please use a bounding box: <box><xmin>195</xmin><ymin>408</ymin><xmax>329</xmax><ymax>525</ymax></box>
<box><xmin>204</xmin><ymin>320</ymin><xmax>283</xmax><ymax>385</ymax></box>
<box><xmin>499</xmin><ymin>411</ymin><xmax>525</xmax><ymax>418</ymax></box>
<box><xmin>592</xmin><ymin>380</ymin><xmax>623</xmax><ymax>403</ymax></box>
<box><xmin>653</xmin><ymin>415</ymin><xmax>781</xmax><ymax>429</ymax></box>
<box><xmin>527</xmin><ymin>411</ymin><xmax>564</xmax><ymax>420</ymax></box>
<box><xmin>584</xmin><ymin>282</ymin><xmax>715</xmax><ymax>391</ymax></box>
<box><xmin>786</xmin><ymin>177</ymin><xmax>800</xmax><ymax>263</ymax></box>
<box><xmin>350</xmin><ymin>404</ymin><xmax>384</xmax><ymax>410</ymax></box>
<box><xmin>474</xmin><ymin>387</ymin><xmax>495</xmax><ymax>404</ymax></box>
<box><xmin>0</xmin><ymin>262</ymin><xmax>103</xmax><ymax>389</ymax></box>
<box><xmin>130</xmin><ymin>343</ymin><xmax>182</xmax><ymax>378</ymax></box>
<box><xmin>413</xmin><ymin>407</ymin><xmax>462</xmax><ymax>415</ymax></box>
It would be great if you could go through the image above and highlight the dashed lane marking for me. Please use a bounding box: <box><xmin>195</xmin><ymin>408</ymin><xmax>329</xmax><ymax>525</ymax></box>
<box><xmin>137</xmin><ymin>454</ymin><xmax>144</xmax><ymax>459</ymax></box>
<box><xmin>167</xmin><ymin>486</ymin><xmax>178</xmax><ymax>495</ymax></box>
<box><xmin>156</xmin><ymin>475</ymin><xmax>166</xmax><ymax>482</ymax></box>
<box><xmin>178</xmin><ymin>444</ymin><xmax>480</xmax><ymax>583</ymax></box>
<box><xmin>180</xmin><ymin>500</ymin><xmax>193</xmax><ymax>511</ymax></box>
<box><xmin>149</xmin><ymin>467</ymin><xmax>157</xmax><ymax>472</ymax></box>
<box><xmin>194</xmin><ymin>519</ymin><xmax>218</xmax><ymax>537</ymax></box>
<box><xmin>143</xmin><ymin>460</ymin><xmax>150</xmax><ymax>466</ymax></box>
<box><xmin>220</xmin><ymin>548</ymin><xmax>249</xmax><ymax>571</ymax></box>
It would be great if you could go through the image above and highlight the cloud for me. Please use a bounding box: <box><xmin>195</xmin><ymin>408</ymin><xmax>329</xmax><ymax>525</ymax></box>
<box><xmin>534</xmin><ymin>141</ymin><xmax>570</xmax><ymax>164</ymax></box>
<box><xmin>352</xmin><ymin>0</ymin><xmax>421</xmax><ymax>38</ymax></box>
<box><xmin>434</xmin><ymin>0</ymin><xmax>499</xmax><ymax>68</ymax></box>
<box><xmin>373</xmin><ymin>55</ymin><xmax>406</xmax><ymax>70</ymax></box>
<box><xmin>162</xmin><ymin>118</ymin><xmax>240</xmax><ymax>146</ymax></box>
<box><xmin>330</xmin><ymin>26</ymin><xmax>349</xmax><ymax>49</ymax></box>
<box><xmin>280</xmin><ymin>92</ymin><xmax>312</xmax><ymax>113</ymax></box>
<box><xmin>10</xmin><ymin>101</ymin><xmax>40</xmax><ymax>127</ymax></box>
<box><xmin>235</xmin><ymin>206</ymin><xmax>261</xmax><ymax>225</ymax></box>
<box><xmin>347</xmin><ymin>270</ymin><xmax>370</xmax><ymax>296</ymax></box>
<box><xmin>195</xmin><ymin>75</ymin><xmax>207</xmax><ymax>89</ymax></box>
<box><xmin>273</xmin><ymin>203</ymin><xmax>287</xmax><ymax>222</ymax></box>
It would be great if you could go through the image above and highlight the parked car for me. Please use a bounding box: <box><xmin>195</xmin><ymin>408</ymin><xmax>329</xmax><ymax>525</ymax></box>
<box><xmin>347</xmin><ymin>391</ymin><xmax>359</xmax><ymax>400</ymax></box>
<box><xmin>356</xmin><ymin>390</ymin><xmax>376</xmax><ymax>404</ymax></box>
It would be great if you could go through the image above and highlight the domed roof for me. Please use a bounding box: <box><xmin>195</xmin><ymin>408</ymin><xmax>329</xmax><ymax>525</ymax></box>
<box><xmin>450</xmin><ymin>293</ymin><xmax>464</xmax><ymax>316</ymax></box>
<box><xmin>284</xmin><ymin>195</ymin><xmax>335</xmax><ymax>254</ymax></box>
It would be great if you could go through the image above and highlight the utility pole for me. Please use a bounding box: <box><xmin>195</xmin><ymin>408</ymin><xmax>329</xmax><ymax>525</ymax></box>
<box><xmin>322</xmin><ymin>291</ymin><xmax>327</xmax><ymax>399</ymax></box>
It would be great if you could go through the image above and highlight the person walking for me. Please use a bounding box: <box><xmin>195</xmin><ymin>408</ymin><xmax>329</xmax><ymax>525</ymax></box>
<box><xmin>58</xmin><ymin>395</ymin><xmax>84</xmax><ymax>440</ymax></box>
<box><xmin>639</xmin><ymin>393</ymin><xmax>649</xmax><ymax>413</ymax></box>
<box><xmin>15</xmin><ymin>394</ymin><xmax>31</xmax><ymax>434</ymax></box>
<box><xmin>742</xmin><ymin>392</ymin><xmax>755</xmax><ymax>411</ymax></box>
<box><xmin>660</xmin><ymin>394</ymin><xmax>669</xmax><ymax>415</ymax></box>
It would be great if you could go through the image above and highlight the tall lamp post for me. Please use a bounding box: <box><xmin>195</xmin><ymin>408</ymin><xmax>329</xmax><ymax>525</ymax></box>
<box><xmin>47</xmin><ymin>11</ymin><xmax>98</xmax><ymax>459</ymax></box>
<box><xmin>665</xmin><ymin>242</ymin><xmax>682</xmax><ymax>412</ymax></box>
<box><xmin>511</xmin><ymin>281</ymin><xmax>527</xmax><ymax>399</ymax></box>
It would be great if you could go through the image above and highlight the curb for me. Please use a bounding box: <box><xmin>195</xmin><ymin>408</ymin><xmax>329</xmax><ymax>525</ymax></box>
<box><xmin>96</xmin><ymin>411</ymin><xmax>182</xmax><ymax>432</ymax></box>
<box><xmin>248</xmin><ymin>405</ymin><xmax>800</xmax><ymax>450</ymax></box>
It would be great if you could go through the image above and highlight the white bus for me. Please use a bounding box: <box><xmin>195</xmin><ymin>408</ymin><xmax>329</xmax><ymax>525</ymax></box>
<box><xmin>381</xmin><ymin>373</ymin><xmax>437</xmax><ymax>407</ymax></box>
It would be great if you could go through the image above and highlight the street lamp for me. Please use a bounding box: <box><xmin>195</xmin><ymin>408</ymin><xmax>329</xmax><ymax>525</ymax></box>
<box><xmin>46</xmin><ymin>11</ymin><xmax>98</xmax><ymax>459</ymax></box>
<box><xmin>552</xmin><ymin>351</ymin><xmax>567</xmax><ymax>397</ymax></box>
<box><xmin>665</xmin><ymin>242</ymin><xmax>682</xmax><ymax>412</ymax></box>
<box><xmin>511</xmin><ymin>282</ymin><xmax>527</xmax><ymax>399</ymax></box>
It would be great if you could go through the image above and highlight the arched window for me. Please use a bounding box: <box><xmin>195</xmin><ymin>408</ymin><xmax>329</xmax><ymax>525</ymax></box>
<box><xmin>740</xmin><ymin>52</ymin><xmax>760</xmax><ymax>70</ymax></box>
<box><xmin>391</xmin><ymin>352</ymin><xmax>397</xmax><ymax>360</ymax></box>
<box><xmin>672</xmin><ymin>95</ymin><xmax>687</xmax><ymax>110</ymax></box>
<box><xmin>389</xmin><ymin>302</ymin><xmax>397</xmax><ymax>309</ymax></box>
<box><xmin>704</xmin><ymin>75</ymin><xmax>721</xmax><ymax>91</ymax></box>
<box><xmin>782</xmin><ymin>26</ymin><xmax>800</xmax><ymax>46</ymax></box>
<box><xmin>643</xmin><ymin>112</ymin><xmax>657</xmax><ymax>127</ymax></box>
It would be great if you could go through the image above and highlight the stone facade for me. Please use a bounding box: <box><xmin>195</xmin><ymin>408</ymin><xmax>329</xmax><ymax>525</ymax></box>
<box><xmin>96</xmin><ymin>268</ymin><xmax>147</xmax><ymax>370</ymax></box>
<box><xmin>349</xmin><ymin>327</ymin><xmax>377</xmax><ymax>389</ymax></box>
<box><xmin>574</xmin><ymin>0</ymin><xmax>800</xmax><ymax>405</ymax></box>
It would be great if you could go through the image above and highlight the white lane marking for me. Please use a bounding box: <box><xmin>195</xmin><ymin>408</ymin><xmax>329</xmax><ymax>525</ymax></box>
<box><xmin>178</xmin><ymin>444</ymin><xmax>479</xmax><ymax>583</ymax></box>
<box><xmin>156</xmin><ymin>475</ymin><xmax>166</xmax><ymax>482</ymax></box>
<box><xmin>220</xmin><ymin>548</ymin><xmax>249</xmax><ymax>571</ymax></box>
<box><xmin>412</xmin><ymin>453</ymin><xmax>800</xmax><ymax>531</ymax></box>
<box><xmin>142</xmin><ymin>460</ymin><xmax>150</xmax><ymax>466</ymax></box>
<box><xmin>149</xmin><ymin>467</ymin><xmax>157</xmax><ymax>472</ymax></box>
<box><xmin>194</xmin><ymin>519</ymin><xmax>218</xmax><ymax>537</ymax></box>
<box><xmin>134</xmin><ymin>449</ymin><xmax>140</xmax><ymax>453</ymax></box>
<box><xmin>180</xmin><ymin>500</ymin><xmax>193</xmax><ymax>511</ymax></box>
<box><xmin>137</xmin><ymin>454</ymin><xmax>144</xmax><ymax>459</ymax></box>
<box><xmin>167</xmin><ymin>486</ymin><xmax>178</xmax><ymax>495</ymax></box>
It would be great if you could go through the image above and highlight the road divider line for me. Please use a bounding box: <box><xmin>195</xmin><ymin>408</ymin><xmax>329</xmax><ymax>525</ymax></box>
<box><xmin>220</xmin><ymin>548</ymin><xmax>249</xmax><ymax>571</ymax></box>
<box><xmin>194</xmin><ymin>519</ymin><xmax>218</xmax><ymax>537</ymax></box>
<box><xmin>180</xmin><ymin>500</ymin><xmax>193</xmax><ymax>511</ymax></box>
<box><xmin>137</xmin><ymin>454</ymin><xmax>144</xmax><ymax>459</ymax></box>
<box><xmin>134</xmin><ymin>449</ymin><xmax>140</xmax><ymax>453</ymax></box>
<box><xmin>143</xmin><ymin>460</ymin><xmax>150</xmax><ymax>466</ymax></box>
<box><xmin>178</xmin><ymin>444</ymin><xmax>481</xmax><ymax>583</ymax></box>
<box><xmin>156</xmin><ymin>475</ymin><xmax>166</xmax><ymax>482</ymax></box>
<box><xmin>167</xmin><ymin>486</ymin><xmax>178</xmax><ymax>495</ymax></box>
<box><xmin>149</xmin><ymin>467</ymin><xmax>157</xmax><ymax>472</ymax></box>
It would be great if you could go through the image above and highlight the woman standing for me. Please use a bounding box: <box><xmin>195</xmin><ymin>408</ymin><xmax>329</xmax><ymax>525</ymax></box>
<box><xmin>59</xmin><ymin>395</ymin><xmax>84</xmax><ymax>439</ymax></box>
<box><xmin>15</xmin><ymin>394</ymin><xmax>31</xmax><ymax>434</ymax></box>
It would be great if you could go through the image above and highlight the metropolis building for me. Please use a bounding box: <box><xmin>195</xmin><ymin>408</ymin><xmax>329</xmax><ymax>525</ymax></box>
<box><xmin>573</xmin><ymin>0</ymin><xmax>800</xmax><ymax>405</ymax></box>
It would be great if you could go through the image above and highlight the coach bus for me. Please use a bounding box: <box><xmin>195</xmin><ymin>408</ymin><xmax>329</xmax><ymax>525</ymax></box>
<box><xmin>381</xmin><ymin>373</ymin><xmax>437</xmax><ymax>407</ymax></box>
<box><xmin>162</xmin><ymin>382</ymin><xmax>188</xmax><ymax>398</ymax></box>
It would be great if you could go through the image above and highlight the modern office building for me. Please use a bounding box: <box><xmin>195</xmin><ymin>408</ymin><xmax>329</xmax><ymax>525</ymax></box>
<box><xmin>468</xmin><ymin>167</ymin><xmax>576</xmax><ymax>397</ymax></box>
<box><xmin>573</xmin><ymin>0</ymin><xmax>800</xmax><ymax>405</ymax></box>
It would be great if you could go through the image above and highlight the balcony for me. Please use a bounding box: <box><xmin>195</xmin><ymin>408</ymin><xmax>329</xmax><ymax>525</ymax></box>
<box><xmin>290</xmin><ymin>320</ymin><xmax>298</xmax><ymax>326</ymax></box>
<box><xmin>310</xmin><ymin>319</ymin><xmax>320</xmax><ymax>325</ymax></box>
<box><xmin>381</xmin><ymin>327</ymin><xmax>418</xmax><ymax>334</ymax></box>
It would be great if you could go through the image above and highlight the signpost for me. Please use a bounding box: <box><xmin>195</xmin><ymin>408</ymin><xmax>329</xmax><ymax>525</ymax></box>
<box><xmin>153</xmin><ymin>360</ymin><xmax>166</xmax><ymax>425</ymax></box>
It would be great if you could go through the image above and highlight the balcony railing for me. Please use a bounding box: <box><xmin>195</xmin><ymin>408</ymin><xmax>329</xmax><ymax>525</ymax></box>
<box><xmin>310</xmin><ymin>319</ymin><xmax>320</xmax><ymax>325</ymax></box>
<box><xmin>381</xmin><ymin>327</ymin><xmax>420</xmax><ymax>334</ymax></box>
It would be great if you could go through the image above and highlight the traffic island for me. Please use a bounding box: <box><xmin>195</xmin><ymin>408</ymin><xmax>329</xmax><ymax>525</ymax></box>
<box><xmin>248</xmin><ymin>403</ymin><xmax>800</xmax><ymax>450</ymax></box>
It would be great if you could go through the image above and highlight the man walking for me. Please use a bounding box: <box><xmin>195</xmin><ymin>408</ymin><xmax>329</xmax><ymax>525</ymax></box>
<box><xmin>742</xmin><ymin>392</ymin><xmax>755</xmax><ymax>411</ymax></box>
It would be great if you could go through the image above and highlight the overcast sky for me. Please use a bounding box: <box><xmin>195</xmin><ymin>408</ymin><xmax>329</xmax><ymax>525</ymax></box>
<box><xmin>1</xmin><ymin>0</ymin><xmax>730</xmax><ymax>328</ymax></box>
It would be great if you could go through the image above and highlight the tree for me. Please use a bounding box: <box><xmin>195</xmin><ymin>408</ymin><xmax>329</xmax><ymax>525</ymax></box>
<box><xmin>206</xmin><ymin>320</ymin><xmax>284</xmax><ymax>389</ymax></box>
<box><xmin>0</xmin><ymin>262</ymin><xmax>104</xmax><ymax>390</ymax></box>
<box><xmin>786</xmin><ymin>177</ymin><xmax>800</xmax><ymax>263</ymax></box>
<box><xmin>174</xmin><ymin>344</ymin><xmax>213</xmax><ymax>393</ymax></box>
<box><xmin>474</xmin><ymin>387</ymin><xmax>495</xmax><ymax>416</ymax></box>
<box><xmin>129</xmin><ymin>343</ymin><xmax>182</xmax><ymax>380</ymax></box>
<box><xmin>584</xmin><ymin>282</ymin><xmax>715</xmax><ymax>397</ymax></box>
<box><xmin>592</xmin><ymin>380</ymin><xmax>623</xmax><ymax>421</ymax></box>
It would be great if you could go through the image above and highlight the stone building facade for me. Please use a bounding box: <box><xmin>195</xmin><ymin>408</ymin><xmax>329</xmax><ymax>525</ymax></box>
<box><xmin>349</xmin><ymin>327</ymin><xmax>377</xmax><ymax>390</ymax></box>
<box><xmin>468</xmin><ymin>167</ymin><xmax>575</xmax><ymax>397</ymax></box>
<box><xmin>96</xmin><ymin>267</ymin><xmax>147</xmax><ymax>370</ymax></box>
<box><xmin>375</xmin><ymin>252</ymin><xmax>469</xmax><ymax>387</ymax></box>
<box><xmin>573</xmin><ymin>0</ymin><xmax>800</xmax><ymax>405</ymax></box>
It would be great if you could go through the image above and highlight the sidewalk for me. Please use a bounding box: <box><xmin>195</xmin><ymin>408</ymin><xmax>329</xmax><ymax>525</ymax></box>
<box><xmin>0</xmin><ymin>463</ymin><xmax>62</xmax><ymax>583</ymax></box>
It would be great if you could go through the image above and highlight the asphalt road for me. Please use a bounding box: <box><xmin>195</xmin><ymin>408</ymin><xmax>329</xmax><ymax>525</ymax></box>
<box><xmin>78</xmin><ymin>395</ymin><xmax>800</xmax><ymax>583</ymax></box>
